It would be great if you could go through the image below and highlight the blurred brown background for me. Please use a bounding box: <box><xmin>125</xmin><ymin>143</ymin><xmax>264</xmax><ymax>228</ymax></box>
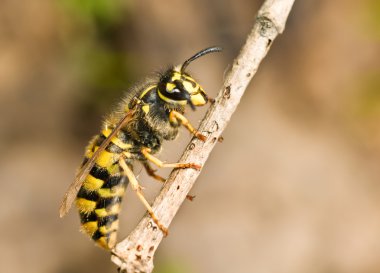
<box><xmin>1</xmin><ymin>0</ymin><xmax>380</xmax><ymax>272</ymax></box>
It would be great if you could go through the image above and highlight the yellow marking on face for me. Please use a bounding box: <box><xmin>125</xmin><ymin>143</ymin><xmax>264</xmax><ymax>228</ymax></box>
<box><xmin>157</xmin><ymin>90</ymin><xmax>187</xmax><ymax>105</ymax></box>
<box><xmin>98</xmin><ymin>186</ymin><xmax>125</xmax><ymax>198</ymax></box>
<box><xmin>83</xmin><ymin>174</ymin><xmax>104</xmax><ymax>191</ymax></box>
<box><xmin>142</xmin><ymin>104</ymin><xmax>150</xmax><ymax>114</ymax></box>
<box><xmin>190</xmin><ymin>92</ymin><xmax>207</xmax><ymax>106</ymax></box>
<box><xmin>183</xmin><ymin>81</ymin><xmax>198</xmax><ymax>93</ymax></box>
<box><xmin>81</xmin><ymin>221</ymin><xmax>98</xmax><ymax>235</ymax></box>
<box><xmin>166</xmin><ymin>82</ymin><xmax>176</xmax><ymax>91</ymax></box>
<box><xmin>76</xmin><ymin>198</ymin><xmax>96</xmax><ymax>213</ymax></box>
<box><xmin>102</xmin><ymin>129</ymin><xmax>132</xmax><ymax>150</ymax></box>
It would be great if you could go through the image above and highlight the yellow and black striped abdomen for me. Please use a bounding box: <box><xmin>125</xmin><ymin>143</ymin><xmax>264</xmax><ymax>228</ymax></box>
<box><xmin>75</xmin><ymin>129</ymin><xmax>132</xmax><ymax>249</ymax></box>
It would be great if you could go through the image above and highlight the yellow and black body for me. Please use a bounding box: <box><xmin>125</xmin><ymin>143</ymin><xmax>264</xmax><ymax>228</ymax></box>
<box><xmin>61</xmin><ymin>46</ymin><xmax>222</xmax><ymax>249</ymax></box>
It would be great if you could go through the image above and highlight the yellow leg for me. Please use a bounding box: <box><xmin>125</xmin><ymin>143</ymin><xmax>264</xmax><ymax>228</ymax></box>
<box><xmin>142</xmin><ymin>148</ymin><xmax>201</xmax><ymax>170</ymax></box>
<box><xmin>119</xmin><ymin>157</ymin><xmax>168</xmax><ymax>236</ymax></box>
<box><xmin>144</xmin><ymin>161</ymin><xmax>195</xmax><ymax>202</ymax></box>
<box><xmin>169</xmin><ymin>110</ymin><xmax>206</xmax><ymax>141</ymax></box>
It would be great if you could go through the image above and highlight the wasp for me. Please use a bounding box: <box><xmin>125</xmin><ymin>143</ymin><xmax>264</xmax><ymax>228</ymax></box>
<box><xmin>59</xmin><ymin>46</ymin><xmax>222</xmax><ymax>249</ymax></box>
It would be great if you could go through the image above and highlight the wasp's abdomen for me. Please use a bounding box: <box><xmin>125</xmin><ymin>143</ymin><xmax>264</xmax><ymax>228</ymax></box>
<box><xmin>75</xmin><ymin>129</ymin><xmax>132</xmax><ymax>249</ymax></box>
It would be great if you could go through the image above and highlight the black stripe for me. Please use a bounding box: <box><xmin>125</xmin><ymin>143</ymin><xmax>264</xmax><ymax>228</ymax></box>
<box><xmin>79</xmin><ymin>211</ymin><xmax>97</xmax><ymax>223</ymax></box>
<box><xmin>77</xmin><ymin>187</ymin><xmax>99</xmax><ymax>201</ymax></box>
<box><xmin>92</xmin><ymin>230</ymin><xmax>117</xmax><ymax>241</ymax></box>
<box><xmin>92</xmin><ymin>230</ymin><xmax>103</xmax><ymax>240</ymax></box>
<box><xmin>89</xmin><ymin>165</ymin><xmax>110</xmax><ymax>181</ymax></box>
<box><xmin>102</xmin><ymin>175</ymin><xmax>126</xmax><ymax>189</ymax></box>
<box><xmin>96</xmin><ymin>196</ymin><xmax>122</xmax><ymax>210</ymax></box>
<box><xmin>98</xmin><ymin>214</ymin><xmax>118</xmax><ymax>227</ymax></box>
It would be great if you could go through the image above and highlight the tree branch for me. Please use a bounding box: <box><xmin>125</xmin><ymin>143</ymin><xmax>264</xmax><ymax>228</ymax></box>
<box><xmin>111</xmin><ymin>0</ymin><xmax>295</xmax><ymax>272</ymax></box>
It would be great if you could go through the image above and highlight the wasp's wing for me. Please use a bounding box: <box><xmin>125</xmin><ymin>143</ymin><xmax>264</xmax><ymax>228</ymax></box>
<box><xmin>59</xmin><ymin>107</ymin><xmax>138</xmax><ymax>217</ymax></box>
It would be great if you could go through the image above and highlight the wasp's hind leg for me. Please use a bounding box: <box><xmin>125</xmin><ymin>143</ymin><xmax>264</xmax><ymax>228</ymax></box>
<box><xmin>119</xmin><ymin>157</ymin><xmax>168</xmax><ymax>236</ymax></box>
<box><xmin>141</xmin><ymin>148</ymin><xmax>201</xmax><ymax>171</ymax></box>
<box><xmin>169</xmin><ymin>110</ymin><xmax>207</xmax><ymax>141</ymax></box>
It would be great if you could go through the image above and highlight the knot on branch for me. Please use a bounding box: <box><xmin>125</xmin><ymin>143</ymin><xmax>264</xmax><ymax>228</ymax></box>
<box><xmin>256</xmin><ymin>15</ymin><xmax>279</xmax><ymax>40</ymax></box>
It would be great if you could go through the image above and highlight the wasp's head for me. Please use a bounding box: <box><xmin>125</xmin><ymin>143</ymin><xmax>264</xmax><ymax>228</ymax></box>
<box><xmin>157</xmin><ymin>46</ymin><xmax>222</xmax><ymax>110</ymax></box>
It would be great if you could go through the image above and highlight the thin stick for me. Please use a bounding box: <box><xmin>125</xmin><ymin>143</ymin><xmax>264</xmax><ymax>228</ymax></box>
<box><xmin>112</xmin><ymin>0</ymin><xmax>295</xmax><ymax>272</ymax></box>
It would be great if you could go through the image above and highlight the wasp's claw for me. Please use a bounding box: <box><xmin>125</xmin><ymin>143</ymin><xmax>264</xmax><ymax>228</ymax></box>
<box><xmin>195</xmin><ymin>132</ymin><xmax>207</xmax><ymax>142</ymax></box>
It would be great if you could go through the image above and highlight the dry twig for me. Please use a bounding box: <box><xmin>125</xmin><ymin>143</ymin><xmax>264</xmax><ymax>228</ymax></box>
<box><xmin>112</xmin><ymin>0</ymin><xmax>295</xmax><ymax>272</ymax></box>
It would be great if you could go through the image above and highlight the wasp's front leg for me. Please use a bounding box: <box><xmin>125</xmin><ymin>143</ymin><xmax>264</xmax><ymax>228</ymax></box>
<box><xmin>169</xmin><ymin>110</ymin><xmax>207</xmax><ymax>141</ymax></box>
<box><xmin>141</xmin><ymin>147</ymin><xmax>201</xmax><ymax>170</ymax></box>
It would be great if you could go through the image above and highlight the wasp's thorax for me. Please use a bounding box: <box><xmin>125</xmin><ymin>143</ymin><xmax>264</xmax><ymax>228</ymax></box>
<box><xmin>157</xmin><ymin>68</ymin><xmax>208</xmax><ymax>110</ymax></box>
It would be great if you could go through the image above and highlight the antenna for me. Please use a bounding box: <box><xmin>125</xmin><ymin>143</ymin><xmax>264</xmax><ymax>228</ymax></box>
<box><xmin>180</xmin><ymin>46</ymin><xmax>222</xmax><ymax>73</ymax></box>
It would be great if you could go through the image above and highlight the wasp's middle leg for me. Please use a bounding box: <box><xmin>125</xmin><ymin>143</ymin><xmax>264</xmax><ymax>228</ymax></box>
<box><xmin>141</xmin><ymin>148</ymin><xmax>201</xmax><ymax>170</ymax></box>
